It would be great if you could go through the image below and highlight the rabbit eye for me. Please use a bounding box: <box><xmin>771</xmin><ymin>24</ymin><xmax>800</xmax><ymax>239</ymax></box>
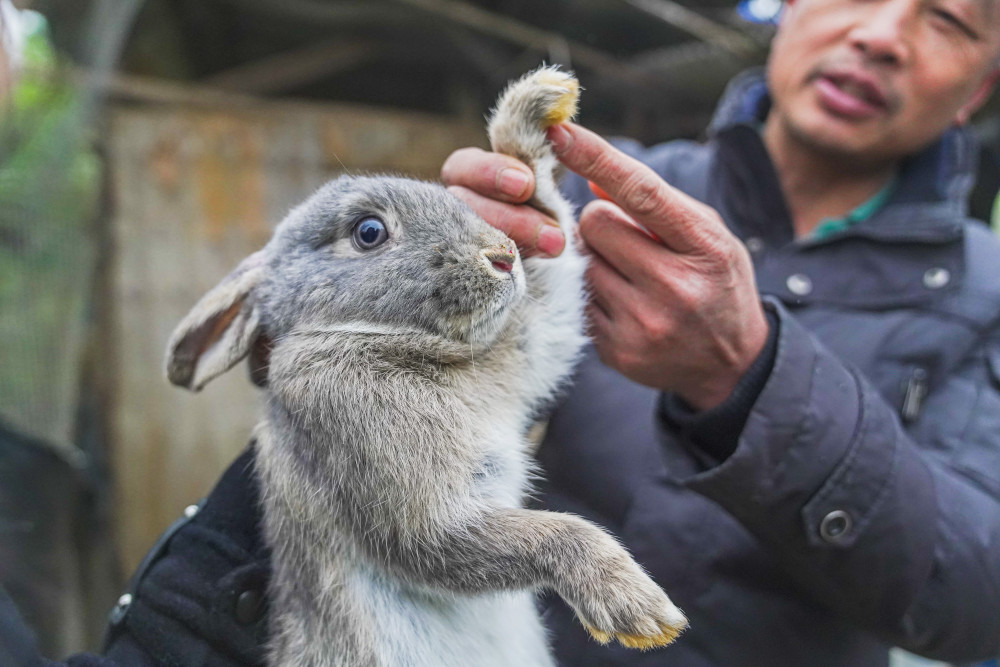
<box><xmin>353</xmin><ymin>217</ymin><xmax>388</xmax><ymax>250</ymax></box>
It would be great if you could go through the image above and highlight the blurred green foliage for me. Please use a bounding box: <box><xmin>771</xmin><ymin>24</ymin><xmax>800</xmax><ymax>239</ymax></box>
<box><xmin>0</xmin><ymin>11</ymin><xmax>101</xmax><ymax>446</ymax></box>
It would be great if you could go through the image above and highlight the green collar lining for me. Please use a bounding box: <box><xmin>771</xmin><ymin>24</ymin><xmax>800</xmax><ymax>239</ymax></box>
<box><xmin>811</xmin><ymin>176</ymin><xmax>898</xmax><ymax>240</ymax></box>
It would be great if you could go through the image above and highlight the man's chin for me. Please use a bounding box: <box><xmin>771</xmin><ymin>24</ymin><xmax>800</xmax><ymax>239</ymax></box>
<box><xmin>782</xmin><ymin>112</ymin><xmax>901</xmax><ymax>166</ymax></box>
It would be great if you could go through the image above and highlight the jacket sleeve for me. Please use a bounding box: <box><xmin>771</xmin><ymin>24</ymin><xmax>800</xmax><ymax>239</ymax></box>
<box><xmin>99</xmin><ymin>447</ymin><xmax>270</xmax><ymax>667</ymax></box>
<box><xmin>671</xmin><ymin>298</ymin><xmax>1000</xmax><ymax>662</ymax></box>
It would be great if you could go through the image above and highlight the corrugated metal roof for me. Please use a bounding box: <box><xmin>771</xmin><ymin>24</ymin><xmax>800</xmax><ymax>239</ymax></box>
<box><xmin>40</xmin><ymin>0</ymin><xmax>772</xmax><ymax>141</ymax></box>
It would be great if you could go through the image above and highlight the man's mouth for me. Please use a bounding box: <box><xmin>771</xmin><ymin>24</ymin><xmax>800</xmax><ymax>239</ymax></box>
<box><xmin>813</xmin><ymin>69</ymin><xmax>892</xmax><ymax>119</ymax></box>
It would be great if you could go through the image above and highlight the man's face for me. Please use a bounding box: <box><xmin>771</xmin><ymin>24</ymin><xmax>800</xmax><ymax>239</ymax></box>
<box><xmin>767</xmin><ymin>0</ymin><xmax>1000</xmax><ymax>165</ymax></box>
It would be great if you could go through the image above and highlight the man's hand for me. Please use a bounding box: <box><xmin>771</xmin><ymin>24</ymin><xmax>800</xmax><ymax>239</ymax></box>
<box><xmin>441</xmin><ymin>148</ymin><xmax>567</xmax><ymax>257</ymax></box>
<box><xmin>440</xmin><ymin>126</ymin><xmax>769</xmax><ymax>411</ymax></box>
<box><xmin>548</xmin><ymin>122</ymin><xmax>769</xmax><ymax>411</ymax></box>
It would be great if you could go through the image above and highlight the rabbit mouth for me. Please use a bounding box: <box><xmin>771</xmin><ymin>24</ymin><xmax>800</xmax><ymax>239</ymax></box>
<box><xmin>449</xmin><ymin>265</ymin><xmax>525</xmax><ymax>345</ymax></box>
<box><xmin>480</xmin><ymin>246</ymin><xmax>518</xmax><ymax>277</ymax></box>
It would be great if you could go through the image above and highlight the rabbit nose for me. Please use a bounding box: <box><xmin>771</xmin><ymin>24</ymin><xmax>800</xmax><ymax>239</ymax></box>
<box><xmin>481</xmin><ymin>246</ymin><xmax>517</xmax><ymax>274</ymax></box>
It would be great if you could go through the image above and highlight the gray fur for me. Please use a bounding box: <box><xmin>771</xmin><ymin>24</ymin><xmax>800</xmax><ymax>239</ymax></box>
<box><xmin>166</xmin><ymin>66</ymin><xmax>686</xmax><ymax>667</ymax></box>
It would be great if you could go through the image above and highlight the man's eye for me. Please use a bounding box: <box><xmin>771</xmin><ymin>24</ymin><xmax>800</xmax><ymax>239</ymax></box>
<box><xmin>931</xmin><ymin>8</ymin><xmax>978</xmax><ymax>38</ymax></box>
<box><xmin>353</xmin><ymin>217</ymin><xmax>389</xmax><ymax>250</ymax></box>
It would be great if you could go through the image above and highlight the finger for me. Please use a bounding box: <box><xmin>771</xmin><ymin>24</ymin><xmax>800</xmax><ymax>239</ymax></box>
<box><xmin>585</xmin><ymin>300</ymin><xmax>613</xmax><ymax>340</ymax></box>
<box><xmin>585</xmin><ymin>252</ymin><xmax>636</xmax><ymax>317</ymax></box>
<box><xmin>587</xmin><ymin>181</ymin><xmax>663</xmax><ymax>243</ymax></box>
<box><xmin>548</xmin><ymin>123</ymin><xmax>725</xmax><ymax>254</ymax></box>
<box><xmin>447</xmin><ymin>186</ymin><xmax>565</xmax><ymax>258</ymax></box>
<box><xmin>579</xmin><ymin>200</ymin><xmax>674</xmax><ymax>288</ymax></box>
<box><xmin>585</xmin><ymin>300</ymin><xmax>622</xmax><ymax>371</ymax></box>
<box><xmin>441</xmin><ymin>147</ymin><xmax>536</xmax><ymax>204</ymax></box>
<box><xmin>586</xmin><ymin>275</ymin><xmax>615</xmax><ymax>323</ymax></box>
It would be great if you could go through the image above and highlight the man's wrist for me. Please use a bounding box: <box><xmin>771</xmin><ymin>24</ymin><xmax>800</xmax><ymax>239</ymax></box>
<box><xmin>661</xmin><ymin>306</ymin><xmax>780</xmax><ymax>464</ymax></box>
<box><xmin>679</xmin><ymin>307</ymin><xmax>773</xmax><ymax>411</ymax></box>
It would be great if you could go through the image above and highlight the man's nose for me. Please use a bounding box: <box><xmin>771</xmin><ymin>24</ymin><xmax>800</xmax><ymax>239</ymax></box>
<box><xmin>847</xmin><ymin>0</ymin><xmax>913</xmax><ymax>66</ymax></box>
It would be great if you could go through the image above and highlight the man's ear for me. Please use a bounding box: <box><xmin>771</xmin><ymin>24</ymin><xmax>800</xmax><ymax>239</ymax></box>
<box><xmin>165</xmin><ymin>249</ymin><xmax>269</xmax><ymax>392</ymax></box>
<box><xmin>956</xmin><ymin>67</ymin><xmax>1000</xmax><ymax>125</ymax></box>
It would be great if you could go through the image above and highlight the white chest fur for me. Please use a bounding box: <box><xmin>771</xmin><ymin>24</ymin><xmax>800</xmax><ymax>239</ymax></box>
<box><xmin>353</xmin><ymin>567</ymin><xmax>554</xmax><ymax>667</ymax></box>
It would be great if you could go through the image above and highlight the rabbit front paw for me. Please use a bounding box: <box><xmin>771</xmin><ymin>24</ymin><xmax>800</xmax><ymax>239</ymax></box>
<box><xmin>566</xmin><ymin>552</ymin><xmax>688</xmax><ymax>650</ymax></box>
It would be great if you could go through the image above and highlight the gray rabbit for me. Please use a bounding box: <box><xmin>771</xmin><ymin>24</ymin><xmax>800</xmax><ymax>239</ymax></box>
<box><xmin>165</xmin><ymin>67</ymin><xmax>686</xmax><ymax>667</ymax></box>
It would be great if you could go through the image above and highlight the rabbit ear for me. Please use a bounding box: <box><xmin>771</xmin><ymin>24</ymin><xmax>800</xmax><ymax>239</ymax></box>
<box><xmin>165</xmin><ymin>250</ymin><xmax>269</xmax><ymax>392</ymax></box>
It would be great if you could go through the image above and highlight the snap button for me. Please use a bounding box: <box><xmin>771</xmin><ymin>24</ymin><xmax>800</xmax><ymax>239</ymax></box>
<box><xmin>235</xmin><ymin>589</ymin><xmax>264</xmax><ymax>625</ymax></box>
<box><xmin>819</xmin><ymin>510</ymin><xmax>853</xmax><ymax>544</ymax></box>
<box><xmin>109</xmin><ymin>593</ymin><xmax>133</xmax><ymax>625</ymax></box>
<box><xmin>744</xmin><ymin>237</ymin><xmax>764</xmax><ymax>254</ymax></box>
<box><xmin>923</xmin><ymin>267</ymin><xmax>950</xmax><ymax>290</ymax></box>
<box><xmin>183</xmin><ymin>504</ymin><xmax>200</xmax><ymax>519</ymax></box>
<box><xmin>786</xmin><ymin>273</ymin><xmax>813</xmax><ymax>296</ymax></box>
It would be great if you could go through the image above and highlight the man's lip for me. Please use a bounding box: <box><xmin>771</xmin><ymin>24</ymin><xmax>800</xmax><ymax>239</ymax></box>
<box><xmin>813</xmin><ymin>71</ymin><xmax>890</xmax><ymax>119</ymax></box>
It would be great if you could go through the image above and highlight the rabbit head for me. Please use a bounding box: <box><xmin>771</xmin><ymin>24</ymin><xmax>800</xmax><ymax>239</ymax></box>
<box><xmin>165</xmin><ymin>175</ymin><xmax>524</xmax><ymax>392</ymax></box>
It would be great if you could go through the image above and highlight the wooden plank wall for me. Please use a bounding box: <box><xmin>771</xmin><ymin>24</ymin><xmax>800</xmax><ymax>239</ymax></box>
<box><xmin>107</xmin><ymin>99</ymin><xmax>485</xmax><ymax>572</ymax></box>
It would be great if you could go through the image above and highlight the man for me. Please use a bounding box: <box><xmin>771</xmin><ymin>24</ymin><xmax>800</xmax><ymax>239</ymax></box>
<box><xmin>439</xmin><ymin>0</ymin><xmax>1000</xmax><ymax>664</ymax></box>
<box><xmin>5</xmin><ymin>0</ymin><xmax>1000</xmax><ymax>665</ymax></box>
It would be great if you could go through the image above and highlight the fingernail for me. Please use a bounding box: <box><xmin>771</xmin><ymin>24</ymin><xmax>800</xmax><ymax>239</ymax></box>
<box><xmin>547</xmin><ymin>124</ymin><xmax>573</xmax><ymax>154</ymax></box>
<box><xmin>498</xmin><ymin>168</ymin><xmax>531</xmax><ymax>198</ymax></box>
<box><xmin>537</xmin><ymin>225</ymin><xmax>566</xmax><ymax>257</ymax></box>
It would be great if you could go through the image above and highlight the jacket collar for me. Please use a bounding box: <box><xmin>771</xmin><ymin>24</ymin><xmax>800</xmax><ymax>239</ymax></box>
<box><xmin>707</xmin><ymin>68</ymin><xmax>978</xmax><ymax>241</ymax></box>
